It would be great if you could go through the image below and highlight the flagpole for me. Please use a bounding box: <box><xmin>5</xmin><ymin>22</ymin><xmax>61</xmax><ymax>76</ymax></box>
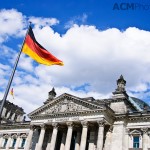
<box><xmin>0</xmin><ymin>23</ymin><xmax>31</xmax><ymax>121</ymax></box>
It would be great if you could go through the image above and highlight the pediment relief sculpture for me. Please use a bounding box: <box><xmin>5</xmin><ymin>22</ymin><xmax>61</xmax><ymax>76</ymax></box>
<box><xmin>41</xmin><ymin>99</ymin><xmax>91</xmax><ymax>115</ymax></box>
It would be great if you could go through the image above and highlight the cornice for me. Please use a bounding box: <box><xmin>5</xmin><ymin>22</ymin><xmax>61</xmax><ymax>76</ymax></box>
<box><xmin>0</xmin><ymin>122</ymin><xmax>30</xmax><ymax>130</ymax></box>
<box><xmin>30</xmin><ymin>109</ymin><xmax>105</xmax><ymax>120</ymax></box>
<box><xmin>110</xmin><ymin>98</ymin><xmax>125</xmax><ymax>103</ymax></box>
<box><xmin>115</xmin><ymin>112</ymin><xmax>150</xmax><ymax>122</ymax></box>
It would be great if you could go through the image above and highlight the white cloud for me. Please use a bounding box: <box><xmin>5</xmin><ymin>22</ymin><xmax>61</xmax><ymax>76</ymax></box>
<box><xmin>32</xmin><ymin>25</ymin><xmax>150</xmax><ymax>94</ymax></box>
<box><xmin>29</xmin><ymin>16</ymin><xmax>59</xmax><ymax>27</ymax></box>
<box><xmin>0</xmin><ymin>9</ymin><xmax>59</xmax><ymax>44</ymax></box>
<box><xmin>0</xmin><ymin>9</ymin><xmax>26</xmax><ymax>38</ymax></box>
<box><xmin>18</xmin><ymin>54</ymin><xmax>34</xmax><ymax>72</ymax></box>
<box><xmin>65</xmin><ymin>13</ymin><xmax>88</xmax><ymax>29</ymax></box>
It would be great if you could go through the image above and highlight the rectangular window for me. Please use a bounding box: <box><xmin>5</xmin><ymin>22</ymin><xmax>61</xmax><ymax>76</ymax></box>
<box><xmin>3</xmin><ymin>139</ymin><xmax>8</xmax><ymax>148</ymax></box>
<box><xmin>21</xmin><ymin>138</ymin><xmax>26</xmax><ymax>148</ymax></box>
<box><xmin>12</xmin><ymin>138</ymin><xmax>16</xmax><ymax>148</ymax></box>
<box><xmin>133</xmin><ymin>136</ymin><xmax>139</xmax><ymax>148</ymax></box>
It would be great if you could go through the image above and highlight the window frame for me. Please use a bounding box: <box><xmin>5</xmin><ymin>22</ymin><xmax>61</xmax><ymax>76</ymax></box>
<box><xmin>133</xmin><ymin>135</ymin><xmax>140</xmax><ymax>148</ymax></box>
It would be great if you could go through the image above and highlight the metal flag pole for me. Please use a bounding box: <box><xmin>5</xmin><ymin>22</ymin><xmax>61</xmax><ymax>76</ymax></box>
<box><xmin>0</xmin><ymin>24</ymin><xmax>31</xmax><ymax>120</ymax></box>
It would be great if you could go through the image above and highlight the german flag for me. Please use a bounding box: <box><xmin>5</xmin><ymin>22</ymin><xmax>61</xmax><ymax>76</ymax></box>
<box><xmin>22</xmin><ymin>26</ymin><xmax>63</xmax><ymax>66</ymax></box>
<box><xmin>10</xmin><ymin>88</ymin><xmax>14</xmax><ymax>99</ymax></box>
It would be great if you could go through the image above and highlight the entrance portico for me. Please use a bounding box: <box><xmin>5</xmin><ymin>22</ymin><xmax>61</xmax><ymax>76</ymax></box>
<box><xmin>26</xmin><ymin>119</ymin><xmax>108</xmax><ymax>150</ymax></box>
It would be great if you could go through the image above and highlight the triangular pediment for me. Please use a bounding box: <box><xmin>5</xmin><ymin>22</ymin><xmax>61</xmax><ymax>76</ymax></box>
<box><xmin>28</xmin><ymin>93</ymin><xmax>104</xmax><ymax>117</ymax></box>
<box><xmin>129</xmin><ymin>129</ymin><xmax>142</xmax><ymax>135</ymax></box>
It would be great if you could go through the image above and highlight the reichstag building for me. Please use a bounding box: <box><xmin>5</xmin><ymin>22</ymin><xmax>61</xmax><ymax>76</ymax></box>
<box><xmin>0</xmin><ymin>75</ymin><xmax>150</xmax><ymax>150</ymax></box>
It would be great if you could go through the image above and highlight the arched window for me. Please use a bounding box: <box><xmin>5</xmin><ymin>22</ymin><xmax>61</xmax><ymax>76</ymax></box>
<box><xmin>20</xmin><ymin>134</ymin><xmax>27</xmax><ymax>148</ymax></box>
<box><xmin>11</xmin><ymin>134</ymin><xmax>17</xmax><ymax>148</ymax></box>
<box><xmin>2</xmin><ymin>134</ymin><xmax>9</xmax><ymax>148</ymax></box>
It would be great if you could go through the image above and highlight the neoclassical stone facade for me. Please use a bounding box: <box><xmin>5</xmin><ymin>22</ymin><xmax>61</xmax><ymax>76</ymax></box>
<box><xmin>0</xmin><ymin>75</ymin><xmax>150</xmax><ymax>150</ymax></box>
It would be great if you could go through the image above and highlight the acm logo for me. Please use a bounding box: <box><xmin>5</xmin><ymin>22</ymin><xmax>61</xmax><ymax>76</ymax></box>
<box><xmin>113</xmin><ymin>3</ymin><xmax>135</xmax><ymax>10</ymax></box>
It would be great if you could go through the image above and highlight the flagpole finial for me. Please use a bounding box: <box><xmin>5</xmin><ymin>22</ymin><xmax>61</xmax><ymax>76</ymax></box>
<box><xmin>29</xmin><ymin>21</ymin><xmax>32</xmax><ymax>26</ymax></box>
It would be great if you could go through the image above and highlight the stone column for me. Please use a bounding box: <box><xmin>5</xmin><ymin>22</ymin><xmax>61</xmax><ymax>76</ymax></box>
<box><xmin>35</xmin><ymin>124</ymin><xmax>46</xmax><ymax>150</ymax></box>
<box><xmin>15</xmin><ymin>134</ymin><xmax>21</xmax><ymax>150</ymax></box>
<box><xmin>75</xmin><ymin>131</ymin><xmax>81</xmax><ymax>150</ymax></box>
<box><xmin>142</xmin><ymin>128</ymin><xmax>148</xmax><ymax>150</ymax></box>
<box><xmin>46</xmin><ymin>131</ymin><xmax>52</xmax><ymax>150</ymax></box>
<box><xmin>60</xmin><ymin>132</ymin><xmax>66</xmax><ymax>150</ymax></box>
<box><xmin>88</xmin><ymin>131</ymin><xmax>96</xmax><ymax>150</ymax></box>
<box><xmin>6</xmin><ymin>111</ymin><xmax>11</xmax><ymax>119</ymax></box>
<box><xmin>123</xmin><ymin>128</ymin><xmax>129</xmax><ymax>150</ymax></box>
<box><xmin>103</xmin><ymin>126</ymin><xmax>112</xmax><ymax>150</ymax></box>
<box><xmin>2</xmin><ymin>108</ymin><xmax>6</xmax><ymax>118</ymax></box>
<box><xmin>11</xmin><ymin>113</ymin><xmax>16</xmax><ymax>121</ymax></box>
<box><xmin>0</xmin><ymin>134</ymin><xmax>3</xmax><ymax>147</ymax></box>
<box><xmin>6</xmin><ymin>134</ymin><xmax>11</xmax><ymax>150</ymax></box>
<box><xmin>24</xmin><ymin>125</ymin><xmax>34</xmax><ymax>150</ymax></box>
<box><xmin>49</xmin><ymin>123</ymin><xmax>58</xmax><ymax>150</ymax></box>
<box><xmin>96</xmin><ymin>120</ymin><xmax>105</xmax><ymax>150</ymax></box>
<box><xmin>80</xmin><ymin>121</ymin><xmax>88</xmax><ymax>150</ymax></box>
<box><xmin>148</xmin><ymin>133</ymin><xmax>150</xmax><ymax>149</ymax></box>
<box><xmin>64</xmin><ymin>122</ymin><xmax>73</xmax><ymax>150</ymax></box>
<box><xmin>16</xmin><ymin>115</ymin><xmax>21</xmax><ymax>122</ymax></box>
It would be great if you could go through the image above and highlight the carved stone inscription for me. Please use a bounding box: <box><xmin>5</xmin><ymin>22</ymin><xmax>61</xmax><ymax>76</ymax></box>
<box><xmin>44</xmin><ymin>99</ymin><xmax>90</xmax><ymax>114</ymax></box>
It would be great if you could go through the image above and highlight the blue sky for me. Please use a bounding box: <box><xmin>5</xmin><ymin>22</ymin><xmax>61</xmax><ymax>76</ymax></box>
<box><xmin>1</xmin><ymin>0</ymin><xmax>150</xmax><ymax>31</ymax></box>
<box><xmin>1</xmin><ymin>0</ymin><xmax>150</xmax><ymax>114</ymax></box>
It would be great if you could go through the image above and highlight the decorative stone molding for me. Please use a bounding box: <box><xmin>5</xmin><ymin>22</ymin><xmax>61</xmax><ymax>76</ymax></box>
<box><xmin>44</xmin><ymin>100</ymin><xmax>91</xmax><ymax>114</ymax></box>
<box><xmin>97</xmin><ymin>120</ymin><xmax>105</xmax><ymax>127</ymax></box>
<box><xmin>81</xmin><ymin>121</ymin><xmax>88</xmax><ymax>128</ymax></box>
<box><xmin>30</xmin><ymin>124</ymin><xmax>36</xmax><ymax>130</ymax></box>
<box><xmin>66</xmin><ymin>122</ymin><xmax>73</xmax><ymax>128</ymax></box>
<box><xmin>129</xmin><ymin>129</ymin><xmax>142</xmax><ymax>140</ymax></box>
<box><xmin>52</xmin><ymin>122</ymin><xmax>58</xmax><ymax>129</ymax></box>
<box><xmin>141</xmin><ymin>127</ymin><xmax>148</xmax><ymax>134</ymax></box>
<box><xmin>3</xmin><ymin>134</ymin><xmax>10</xmax><ymax>138</ymax></box>
<box><xmin>20</xmin><ymin>133</ymin><xmax>28</xmax><ymax>138</ymax></box>
<box><xmin>11</xmin><ymin>133</ymin><xmax>18</xmax><ymax>138</ymax></box>
<box><xmin>108</xmin><ymin>125</ymin><xmax>113</xmax><ymax>133</ymax></box>
<box><xmin>40</xmin><ymin>124</ymin><xmax>46</xmax><ymax>129</ymax></box>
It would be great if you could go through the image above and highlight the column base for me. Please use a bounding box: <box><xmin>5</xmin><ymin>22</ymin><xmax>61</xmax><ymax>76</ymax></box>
<box><xmin>35</xmin><ymin>143</ymin><xmax>42</xmax><ymax>150</ymax></box>
<box><xmin>46</xmin><ymin>143</ymin><xmax>51</xmax><ymax>150</ymax></box>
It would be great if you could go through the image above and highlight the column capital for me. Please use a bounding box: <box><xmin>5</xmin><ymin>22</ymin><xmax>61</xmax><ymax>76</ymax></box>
<box><xmin>66</xmin><ymin>122</ymin><xmax>73</xmax><ymax>128</ymax></box>
<box><xmin>81</xmin><ymin>121</ymin><xmax>88</xmax><ymax>127</ymax></box>
<box><xmin>40</xmin><ymin>124</ymin><xmax>46</xmax><ymax>129</ymax></box>
<box><xmin>141</xmin><ymin>127</ymin><xmax>148</xmax><ymax>134</ymax></box>
<box><xmin>3</xmin><ymin>134</ymin><xmax>10</xmax><ymax>139</ymax></box>
<box><xmin>11</xmin><ymin>133</ymin><xmax>18</xmax><ymax>138</ymax></box>
<box><xmin>30</xmin><ymin>124</ymin><xmax>36</xmax><ymax>130</ymax></box>
<box><xmin>52</xmin><ymin>122</ymin><xmax>58</xmax><ymax>129</ymax></box>
<box><xmin>97</xmin><ymin>120</ymin><xmax>105</xmax><ymax>127</ymax></box>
